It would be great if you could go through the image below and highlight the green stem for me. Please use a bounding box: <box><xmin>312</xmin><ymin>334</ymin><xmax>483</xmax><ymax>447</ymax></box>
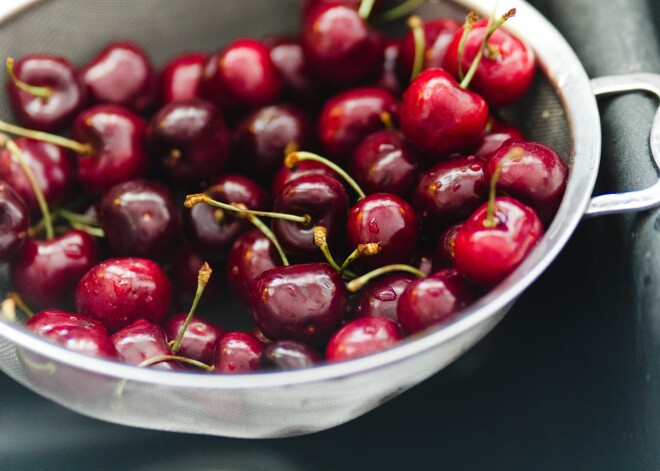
<box><xmin>313</xmin><ymin>226</ymin><xmax>342</xmax><ymax>272</ymax></box>
<box><xmin>138</xmin><ymin>355</ymin><xmax>214</xmax><ymax>372</ymax></box>
<box><xmin>8</xmin><ymin>292</ymin><xmax>34</xmax><ymax>317</ymax></box>
<box><xmin>484</xmin><ymin>167</ymin><xmax>501</xmax><ymax>228</ymax></box>
<box><xmin>170</xmin><ymin>263</ymin><xmax>212</xmax><ymax>355</ymax></box>
<box><xmin>68</xmin><ymin>222</ymin><xmax>105</xmax><ymax>238</ymax></box>
<box><xmin>6</xmin><ymin>57</ymin><xmax>53</xmax><ymax>100</ymax></box>
<box><xmin>244</xmin><ymin>213</ymin><xmax>290</xmax><ymax>267</ymax></box>
<box><xmin>377</xmin><ymin>0</ymin><xmax>426</xmax><ymax>22</ymax></box>
<box><xmin>0</xmin><ymin>120</ymin><xmax>94</xmax><ymax>155</ymax></box>
<box><xmin>57</xmin><ymin>208</ymin><xmax>98</xmax><ymax>226</ymax></box>
<box><xmin>456</xmin><ymin>11</ymin><xmax>479</xmax><ymax>82</ymax></box>
<box><xmin>285</xmin><ymin>151</ymin><xmax>366</xmax><ymax>200</ymax></box>
<box><xmin>358</xmin><ymin>0</ymin><xmax>376</xmax><ymax>19</ymax></box>
<box><xmin>346</xmin><ymin>264</ymin><xmax>426</xmax><ymax>292</ymax></box>
<box><xmin>408</xmin><ymin>15</ymin><xmax>426</xmax><ymax>82</ymax></box>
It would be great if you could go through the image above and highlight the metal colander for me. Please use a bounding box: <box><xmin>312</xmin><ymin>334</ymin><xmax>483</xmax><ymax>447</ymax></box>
<box><xmin>0</xmin><ymin>0</ymin><xmax>658</xmax><ymax>438</ymax></box>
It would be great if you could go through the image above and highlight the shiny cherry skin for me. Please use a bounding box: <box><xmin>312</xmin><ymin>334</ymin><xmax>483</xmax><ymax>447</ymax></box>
<box><xmin>96</xmin><ymin>179</ymin><xmax>182</xmax><ymax>262</ymax></box>
<box><xmin>213</xmin><ymin>331</ymin><xmax>265</xmax><ymax>374</ymax></box>
<box><xmin>7</xmin><ymin>54</ymin><xmax>86</xmax><ymax>132</ymax></box>
<box><xmin>372</xmin><ymin>39</ymin><xmax>402</xmax><ymax>97</ymax></box>
<box><xmin>443</xmin><ymin>19</ymin><xmax>535</xmax><ymax>107</ymax></box>
<box><xmin>163</xmin><ymin>313</ymin><xmax>225</xmax><ymax>365</ymax></box>
<box><xmin>169</xmin><ymin>244</ymin><xmax>218</xmax><ymax>303</ymax></box>
<box><xmin>10</xmin><ymin>229</ymin><xmax>98</xmax><ymax>311</ymax></box>
<box><xmin>473</xmin><ymin>117</ymin><xmax>525</xmax><ymax>160</ymax></box>
<box><xmin>412</xmin><ymin>155</ymin><xmax>487</xmax><ymax>233</ymax></box>
<box><xmin>160</xmin><ymin>52</ymin><xmax>206</xmax><ymax>103</ymax></box>
<box><xmin>259</xmin><ymin>339</ymin><xmax>321</xmax><ymax>371</ymax></box>
<box><xmin>350</xmin><ymin>129</ymin><xmax>420</xmax><ymax>198</ymax></box>
<box><xmin>271</xmin><ymin>160</ymin><xmax>339</xmax><ymax>197</ymax></box>
<box><xmin>347</xmin><ymin>193</ymin><xmax>420</xmax><ymax>270</ymax></box>
<box><xmin>184</xmin><ymin>174</ymin><xmax>270</xmax><ymax>261</ymax></box>
<box><xmin>317</xmin><ymin>87</ymin><xmax>398</xmax><ymax>164</ymax></box>
<box><xmin>73</xmin><ymin>104</ymin><xmax>149</xmax><ymax>196</ymax></box>
<box><xmin>453</xmin><ymin>196</ymin><xmax>543</xmax><ymax>287</ymax></box>
<box><xmin>148</xmin><ymin>99</ymin><xmax>231</xmax><ymax>187</ymax></box>
<box><xmin>301</xmin><ymin>0</ymin><xmax>383</xmax><ymax>19</ymax></box>
<box><xmin>302</xmin><ymin>3</ymin><xmax>383</xmax><ymax>88</ymax></box>
<box><xmin>0</xmin><ymin>182</ymin><xmax>29</xmax><ymax>262</ymax></box>
<box><xmin>111</xmin><ymin>319</ymin><xmax>181</xmax><ymax>370</ymax></box>
<box><xmin>202</xmin><ymin>38</ymin><xmax>282</xmax><ymax>114</ymax></box>
<box><xmin>433</xmin><ymin>222</ymin><xmax>463</xmax><ymax>269</ymax></box>
<box><xmin>0</xmin><ymin>138</ymin><xmax>77</xmax><ymax>216</ymax></box>
<box><xmin>232</xmin><ymin>104</ymin><xmax>315</xmax><ymax>178</ymax></box>
<box><xmin>326</xmin><ymin>317</ymin><xmax>402</xmax><ymax>362</ymax></box>
<box><xmin>272</xmin><ymin>174</ymin><xmax>349</xmax><ymax>259</ymax></box>
<box><xmin>484</xmin><ymin>140</ymin><xmax>568</xmax><ymax>224</ymax></box>
<box><xmin>38</xmin><ymin>324</ymin><xmax>118</xmax><ymax>359</ymax></box>
<box><xmin>250</xmin><ymin>263</ymin><xmax>347</xmax><ymax>346</ymax></box>
<box><xmin>397</xmin><ymin>268</ymin><xmax>474</xmax><ymax>334</ymax></box>
<box><xmin>226</xmin><ymin>228</ymin><xmax>281</xmax><ymax>307</ymax></box>
<box><xmin>413</xmin><ymin>250</ymin><xmax>435</xmax><ymax>276</ymax></box>
<box><xmin>81</xmin><ymin>41</ymin><xmax>158</xmax><ymax>112</ymax></box>
<box><xmin>396</xmin><ymin>17</ymin><xmax>461</xmax><ymax>83</ymax></box>
<box><xmin>400</xmin><ymin>68</ymin><xmax>489</xmax><ymax>159</ymax></box>
<box><xmin>354</xmin><ymin>272</ymin><xmax>416</xmax><ymax>323</ymax></box>
<box><xmin>75</xmin><ymin>257</ymin><xmax>171</xmax><ymax>332</ymax></box>
<box><xmin>25</xmin><ymin>309</ymin><xmax>109</xmax><ymax>336</ymax></box>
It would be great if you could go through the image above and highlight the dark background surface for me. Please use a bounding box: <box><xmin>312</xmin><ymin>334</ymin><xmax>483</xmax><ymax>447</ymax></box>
<box><xmin>2</xmin><ymin>0</ymin><xmax>660</xmax><ymax>469</ymax></box>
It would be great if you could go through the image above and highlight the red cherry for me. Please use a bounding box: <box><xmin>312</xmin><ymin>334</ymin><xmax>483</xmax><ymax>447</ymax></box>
<box><xmin>473</xmin><ymin>117</ymin><xmax>525</xmax><ymax>160</ymax></box>
<box><xmin>0</xmin><ymin>181</ymin><xmax>29</xmax><ymax>262</ymax></box>
<box><xmin>301</xmin><ymin>0</ymin><xmax>383</xmax><ymax>19</ymax></box>
<box><xmin>271</xmin><ymin>159</ymin><xmax>340</xmax><ymax>197</ymax></box>
<box><xmin>213</xmin><ymin>331</ymin><xmax>265</xmax><ymax>374</ymax></box>
<box><xmin>354</xmin><ymin>272</ymin><xmax>416</xmax><ymax>323</ymax></box>
<box><xmin>326</xmin><ymin>316</ymin><xmax>402</xmax><ymax>362</ymax></box>
<box><xmin>259</xmin><ymin>339</ymin><xmax>321</xmax><ymax>370</ymax></box>
<box><xmin>372</xmin><ymin>39</ymin><xmax>403</xmax><ymax>96</ymax></box>
<box><xmin>25</xmin><ymin>309</ymin><xmax>109</xmax><ymax>337</ymax></box>
<box><xmin>37</xmin><ymin>324</ymin><xmax>118</xmax><ymax>359</ymax></box>
<box><xmin>163</xmin><ymin>313</ymin><xmax>225</xmax><ymax>365</ymax></box>
<box><xmin>111</xmin><ymin>319</ymin><xmax>181</xmax><ymax>370</ymax></box>
<box><xmin>432</xmin><ymin>222</ymin><xmax>463</xmax><ymax>269</ymax></box>
<box><xmin>160</xmin><ymin>52</ymin><xmax>207</xmax><ymax>104</ymax></box>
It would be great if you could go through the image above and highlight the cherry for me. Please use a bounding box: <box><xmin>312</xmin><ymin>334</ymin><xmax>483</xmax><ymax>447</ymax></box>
<box><xmin>95</xmin><ymin>179</ymin><xmax>182</xmax><ymax>262</ymax></box>
<box><xmin>271</xmin><ymin>159</ymin><xmax>339</xmax><ymax>197</ymax></box>
<box><xmin>75</xmin><ymin>257</ymin><xmax>171</xmax><ymax>332</ymax></box>
<box><xmin>250</xmin><ymin>262</ymin><xmax>347</xmax><ymax>345</ymax></box>
<box><xmin>25</xmin><ymin>309</ymin><xmax>109</xmax><ymax>337</ymax></box>
<box><xmin>163</xmin><ymin>313</ymin><xmax>225</xmax><ymax>365</ymax></box>
<box><xmin>473</xmin><ymin>117</ymin><xmax>525</xmax><ymax>160</ymax></box>
<box><xmin>259</xmin><ymin>339</ymin><xmax>321</xmax><ymax>370</ymax></box>
<box><xmin>317</xmin><ymin>86</ymin><xmax>398</xmax><ymax>164</ymax></box>
<box><xmin>81</xmin><ymin>41</ymin><xmax>158</xmax><ymax>112</ymax></box>
<box><xmin>325</xmin><ymin>316</ymin><xmax>402</xmax><ymax>362</ymax></box>
<box><xmin>372</xmin><ymin>38</ymin><xmax>402</xmax><ymax>97</ymax></box>
<box><xmin>0</xmin><ymin>182</ymin><xmax>29</xmax><ymax>262</ymax></box>
<box><xmin>443</xmin><ymin>18</ymin><xmax>535</xmax><ymax>107</ymax></box>
<box><xmin>226</xmin><ymin>228</ymin><xmax>281</xmax><ymax>307</ymax></box>
<box><xmin>170</xmin><ymin>244</ymin><xmax>218</xmax><ymax>303</ymax></box>
<box><xmin>111</xmin><ymin>319</ymin><xmax>181</xmax><ymax>370</ymax></box>
<box><xmin>184</xmin><ymin>174</ymin><xmax>271</xmax><ymax>261</ymax></box>
<box><xmin>38</xmin><ymin>324</ymin><xmax>118</xmax><ymax>359</ymax></box>
<box><xmin>453</xmin><ymin>196</ymin><xmax>543</xmax><ymax>287</ymax></box>
<box><xmin>201</xmin><ymin>38</ymin><xmax>282</xmax><ymax>114</ymax></box>
<box><xmin>301</xmin><ymin>0</ymin><xmax>383</xmax><ymax>20</ymax></box>
<box><xmin>160</xmin><ymin>52</ymin><xmax>207</xmax><ymax>104</ymax></box>
<box><xmin>212</xmin><ymin>331</ymin><xmax>265</xmax><ymax>374</ymax></box>
<box><xmin>484</xmin><ymin>140</ymin><xmax>568</xmax><ymax>223</ymax></box>
<box><xmin>397</xmin><ymin>268</ymin><xmax>474</xmax><ymax>334</ymax></box>
<box><xmin>148</xmin><ymin>99</ymin><xmax>231</xmax><ymax>187</ymax></box>
<box><xmin>349</xmin><ymin>129</ymin><xmax>420</xmax><ymax>198</ymax></box>
<box><xmin>432</xmin><ymin>222</ymin><xmax>463</xmax><ymax>269</ymax></box>
<box><xmin>347</xmin><ymin>193</ymin><xmax>420</xmax><ymax>270</ymax></box>
<box><xmin>354</xmin><ymin>272</ymin><xmax>416</xmax><ymax>323</ymax></box>
<box><xmin>10</xmin><ymin>229</ymin><xmax>98</xmax><ymax>311</ymax></box>
<box><xmin>6</xmin><ymin>55</ymin><xmax>86</xmax><ymax>132</ymax></box>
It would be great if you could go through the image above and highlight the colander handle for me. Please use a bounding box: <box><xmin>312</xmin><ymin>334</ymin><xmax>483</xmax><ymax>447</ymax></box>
<box><xmin>584</xmin><ymin>73</ymin><xmax>660</xmax><ymax>217</ymax></box>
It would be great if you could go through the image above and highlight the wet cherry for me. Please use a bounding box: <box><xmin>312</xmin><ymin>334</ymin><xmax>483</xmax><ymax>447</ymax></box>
<box><xmin>163</xmin><ymin>313</ymin><xmax>225</xmax><ymax>364</ymax></box>
<box><xmin>325</xmin><ymin>316</ymin><xmax>402</xmax><ymax>362</ymax></box>
<box><xmin>36</xmin><ymin>324</ymin><xmax>118</xmax><ymax>359</ymax></box>
<box><xmin>25</xmin><ymin>309</ymin><xmax>109</xmax><ymax>337</ymax></box>
<box><xmin>111</xmin><ymin>319</ymin><xmax>181</xmax><ymax>370</ymax></box>
<box><xmin>354</xmin><ymin>272</ymin><xmax>416</xmax><ymax>323</ymax></box>
<box><xmin>259</xmin><ymin>339</ymin><xmax>321</xmax><ymax>370</ymax></box>
<box><xmin>213</xmin><ymin>331</ymin><xmax>265</xmax><ymax>374</ymax></box>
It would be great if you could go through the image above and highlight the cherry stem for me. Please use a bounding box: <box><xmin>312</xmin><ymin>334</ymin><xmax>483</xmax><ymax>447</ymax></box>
<box><xmin>313</xmin><ymin>226</ymin><xmax>342</xmax><ymax>272</ymax></box>
<box><xmin>137</xmin><ymin>355</ymin><xmax>214</xmax><ymax>372</ymax></box>
<box><xmin>0</xmin><ymin>133</ymin><xmax>54</xmax><ymax>240</ymax></box>
<box><xmin>456</xmin><ymin>11</ymin><xmax>479</xmax><ymax>82</ymax></box>
<box><xmin>380</xmin><ymin>111</ymin><xmax>394</xmax><ymax>130</ymax></box>
<box><xmin>339</xmin><ymin>243</ymin><xmax>380</xmax><ymax>274</ymax></box>
<box><xmin>377</xmin><ymin>0</ymin><xmax>426</xmax><ymax>22</ymax></box>
<box><xmin>6</xmin><ymin>57</ymin><xmax>53</xmax><ymax>100</ymax></box>
<box><xmin>240</xmin><ymin>211</ymin><xmax>290</xmax><ymax>267</ymax></box>
<box><xmin>7</xmin><ymin>291</ymin><xmax>34</xmax><ymax>317</ymax></box>
<box><xmin>0</xmin><ymin>120</ymin><xmax>94</xmax><ymax>155</ymax></box>
<box><xmin>460</xmin><ymin>8</ymin><xmax>516</xmax><ymax>90</ymax></box>
<box><xmin>484</xmin><ymin>166</ymin><xmax>501</xmax><ymax>228</ymax></box>
<box><xmin>285</xmin><ymin>151</ymin><xmax>366</xmax><ymax>200</ymax></box>
<box><xmin>346</xmin><ymin>263</ymin><xmax>425</xmax><ymax>292</ymax></box>
<box><xmin>170</xmin><ymin>262</ymin><xmax>212</xmax><ymax>356</ymax></box>
<box><xmin>358</xmin><ymin>0</ymin><xmax>376</xmax><ymax>19</ymax></box>
<box><xmin>408</xmin><ymin>15</ymin><xmax>426</xmax><ymax>82</ymax></box>
<box><xmin>56</xmin><ymin>209</ymin><xmax>105</xmax><ymax>238</ymax></box>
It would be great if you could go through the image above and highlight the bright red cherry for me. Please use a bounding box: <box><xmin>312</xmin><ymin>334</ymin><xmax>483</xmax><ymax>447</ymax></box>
<box><xmin>326</xmin><ymin>317</ymin><xmax>402</xmax><ymax>362</ymax></box>
<box><xmin>111</xmin><ymin>319</ymin><xmax>181</xmax><ymax>370</ymax></box>
<box><xmin>0</xmin><ymin>182</ymin><xmax>29</xmax><ymax>262</ymax></box>
<box><xmin>354</xmin><ymin>272</ymin><xmax>416</xmax><ymax>323</ymax></box>
<box><xmin>163</xmin><ymin>313</ymin><xmax>225</xmax><ymax>365</ymax></box>
<box><xmin>37</xmin><ymin>324</ymin><xmax>118</xmax><ymax>359</ymax></box>
<box><xmin>259</xmin><ymin>339</ymin><xmax>321</xmax><ymax>370</ymax></box>
<box><xmin>25</xmin><ymin>309</ymin><xmax>109</xmax><ymax>337</ymax></box>
<box><xmin>213</xmin><ymin>331</ymin><xmax>265</xmax><ymax>374</ymax></box>
<box><xmin>160</xmin><ymin>52</ymin><xmax>207</xmax><ymax>104</ymax></box>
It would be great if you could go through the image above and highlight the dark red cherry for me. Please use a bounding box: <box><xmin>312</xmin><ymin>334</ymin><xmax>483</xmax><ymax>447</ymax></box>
<box><xmin>347</xmin><ymin>193</ymin><xmax>420</xmax><ymax>270</ymax></box>
<box><xmin>326</xmin><ymin>317</ymin><xmax>402</xmax><ymax>362</ymax></box>
<box><xmin>72</xmin><ymin>104</ymin><xmax>149</xmax><ymax>196</ymax></box>
<box><xmin>169</xmin><ymin>244</ymin><xmax>219</xmax><ymax>303</ymax></box>
<box><xmin>201</xmin><ymin>38</ymin><xmax>282</xmax><ymax>114</ymax></box>
<box><xmin>213</xmin><ymin>331</ymin><xmax>265</xmax><ymax>374</ymax></box>
<box><xmin>7</xmin><ymin>54</ymin><xmax>86</xmax><ymax>132</ymax></box>
<box><xmin>412</xmin><ymin>155</ymin><xmax>487</xmax><ymax>233</ymax></box>
<box><xmin>0</xmin><ymin>182</ymin><xmax>29</xmax><ymax>262</ymax></box>
<box><xmin>96</xmin><ymin>179</ymin><xmax>182</xmax><ymax>262</ymax></box>
<box><xmin>163</xmin><ymin>313</ymin><xmax>225</xmax><ymax>365</ymax></box>
<box><xmin>372</xmin><ymin>38</ymin><xmax>402</xmax><ymax>96</ymax></box>
<box><xmin>453</xmin><ymin>196</ymin><xmax>543</xmax><ymax>287</ymax></box>
<box><xmin>350</xmin><ymin>129</ymin><xmax>420</xmax><ymax>198</ymax></box>
<box><xmin>301</xmin><ymin>0</ymin><xmax>383</xmax><ymax>19</ymax></box>
<box><xmin>484</xmin><ymin>140</ymin><xmax>568</xmax><ymax>224</ymax></box>
<box><xmin>226</xmin><ymin>228</ymin><xmax>281</xmax><ymax>307</ymax></box>
<box><xmin>184</xmin><ymin>174</ymin><xmax>271</xmax><ymax>261</ymax></box>
<box><xmin>10</xmin><ymin>229</ymin><xmax>98</xmax><ymax>311</ymax></box>
<box><xmin>148</xmin><ymin>99</ymin><xmax>231</xmax><ymax>187</ymax></box>
<box><xmin>81</xmin><ymin>41</ymin><xmax>158</xmax><ymax>112</ymax></box>
<box><xmin>443</xmin><ymin>19</ymin><xmax>535</xmax><ymax>107</ymax></box>
<box><xmin>75</xmin><ymin>257</ymin><xmax>171</xmax><ymax>332</ymax></box>
<box><xmin>473</xmin><ymin>117</ymin><xmax>524</xmax><ymax>160</ymax></box>
<box><xmin>259</xmin><ymin>339</ymin><xmax>321</xmax><ymax>370</ymax></box>
<box><xmin>400</xmin><ymin>68</ymin><xmax>489</xmax><ymax>159</ymax></box>
<box><xmin>160</xmin><ymin>52</ymin><xmax>207</xmax><ymax>104</ymax></box>
<box><xmin>413</xmin><ymin>250</ymin><xmax>435</xmax><ymax>276</ymax></box>
<box><xmin>301</xmin><ymin>3</ymin><xmax>383</xmax><ymax>87</ymax></box>
<box><xmin>111</xmin><ymin>319</ymin><xmax>181</xmax><ymax>370</ymax></box>
<box><xmin>271</xmin><ymin>159</ymin><xmax>339</xmax><ymax>197</ymax></box>
<box><xmin>354</xmin><ymin>272</ymin><xmax>416</xmax><ymax>323</ymax></box>
<box><xmin>433</xmin><ymin>222</ymin><xmax>463</xmax><ymax>269</ymax></box>
<box><xmin>38</xmin><ymin>324</ymin><xmax>118</xmax><ymax>359</ymax></box>
<box><xmin>317</xmin><ymin>87</ymin><xmax>398</xmax><ymax>164</ymax></box>
<box><xmin>272</xmin><ymin>174</ymin><xmax>349</xmax><ymax>259</ymax></box>
<box><xmin>25</xmin><ymin>309</ymin><xmax>109</xmax><ymax>337</ymax></box>
<box><xmin>232</xmin><ymin>104</ymin><xmax>315</xmax><ymax>178</ymax></box>
<box><xmin>250</xmin><ymin>263</ymin><xmax>347</xmax><ymax>345</ymax></box>
<box><xmin>397</xmin><ymin>268</ymin><xmax>474</xmax><ymax>334</ymax></box>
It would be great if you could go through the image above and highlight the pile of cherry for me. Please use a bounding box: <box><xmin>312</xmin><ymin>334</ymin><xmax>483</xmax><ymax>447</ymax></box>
<box><xmin>0</xmin><ymin>0</ymin><xmax>567</xmax><ymax>374</ymax></box>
